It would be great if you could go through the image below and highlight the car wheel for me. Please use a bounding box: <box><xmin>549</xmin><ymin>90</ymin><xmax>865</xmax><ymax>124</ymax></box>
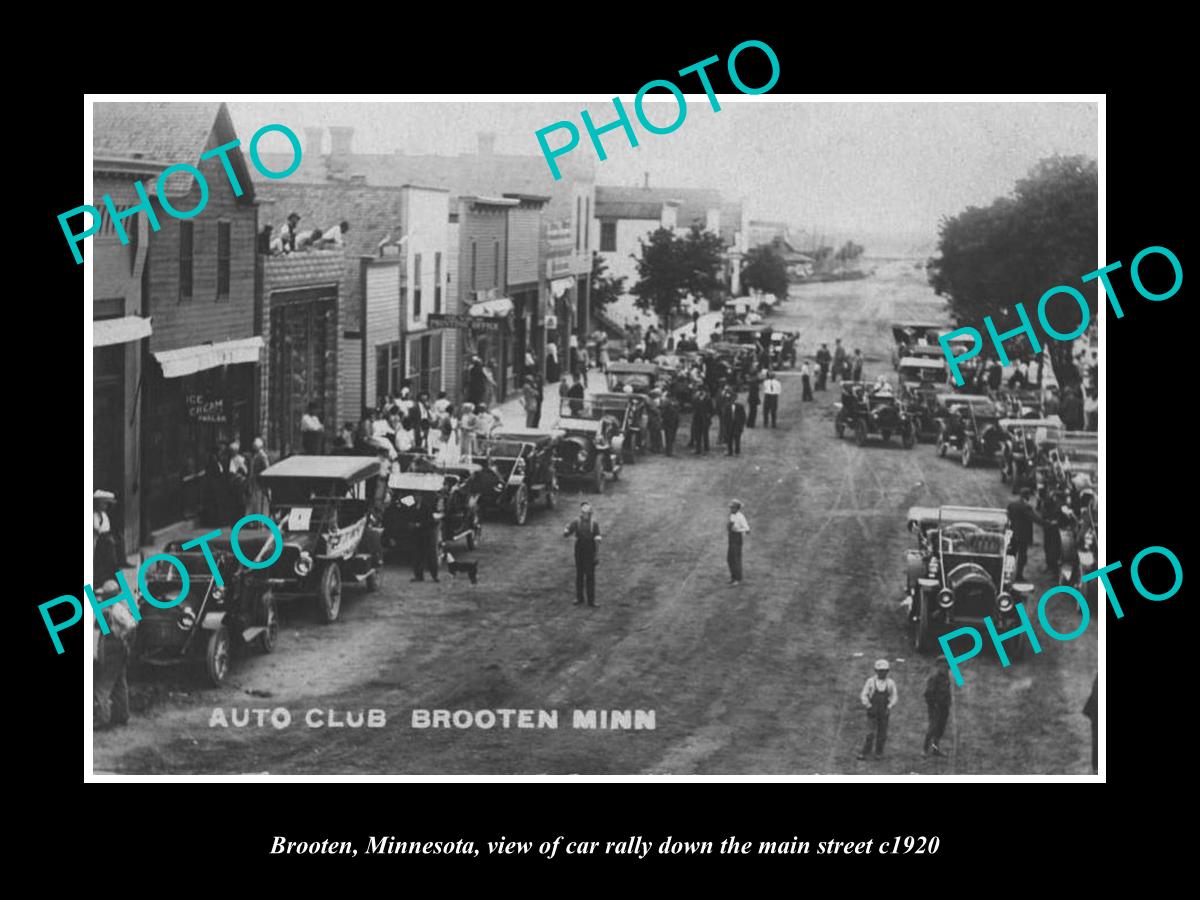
<box><xmin>545</xmin><ymin>478</ymin><xmax>557</xmax><ymax>509</ymax></box>
<box><xmin>256</xmin><ymin>592</ymin><xmax>278</xmax><ymax>654</ymax></box>
<box><xmin>854</xmin><ymin>421</ymin><xmax>867</xmax><ymax>447</ymax></box>
<box><xmin>513</xmin><ymin>484</ymin><xmax>530</xmax><ymax>525</ymax></box>
<box><xmin>466</xmin><ymin>517</ymin><xmax>480</xmax><ymax>550</ymax></box>
<box><xmin>593</xmin><ymin>457</ymin><xmax>606</xmax><ymax>494</ymax></box>
<box><xmin>366</xmin><ymin>567</ymin><xmax>382</xmax><ymax>593</ymax></box>
<box><xmin>316</xmin><ymin>564</ymin><xmax>342</xmax><ymax>624</ymax></box>
<box><xmin>205</xmin><ymin>625</ymin><xmax>231</xmax><ymax>686</ymax></box>
<box><xmin>881</xmin><ymin>429</ymin><xmax>891</xmax><ymax>442</ymax></box>
<box><xmin>1008</xmin><ymin>630</ymin><xmax>1029</xmax><ymax>663</ymax></box>
<box><xmin>937</xmin><ymin>435</ymin><xmax>947</xmax><ymax>457</ymax></box>
<box><xmin>834</xmin><ymin>416</ymin><xmax>845</xmax><ymax>439</ymax></box>
<box><xmin>1000</xmin><ymin>460</ymin><xmax>1010</xmax><ymax>482</ymax></box>
<box><xmin>962</xmin><ymin>441</ymin><xmax>973</xmax><ymax>468</ymax></box>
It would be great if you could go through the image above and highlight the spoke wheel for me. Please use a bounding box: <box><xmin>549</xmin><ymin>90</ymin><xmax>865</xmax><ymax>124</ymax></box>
<box><xmin>256</xmin><ymin>592</ymin><xmax>278</xmax><ymax>654</ymax></box>
<box><xmin>205</xmin><ymin>626</ymin><xmax>231</xmax><ymax>686</ymax></box>
<box><xmin>316</xmin><ymin>564</ymin><xmax>342</xmax><ymax>624</ymax></box>
<box><xmin>513</xmin><ymin>485</ymin><xmax>529</xmax><ymax>525</ymax></box>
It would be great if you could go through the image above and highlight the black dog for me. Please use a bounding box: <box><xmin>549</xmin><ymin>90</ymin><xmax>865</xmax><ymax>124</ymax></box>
<box><xmin>439</xmin><ymin>547</ymin><xmax>478</xmax><ymax>585</ymax></box>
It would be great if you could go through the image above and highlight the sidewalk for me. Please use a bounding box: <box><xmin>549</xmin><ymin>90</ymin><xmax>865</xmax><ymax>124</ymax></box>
<box><xmin>491</xmin><ymin>377</ymin><xmax>578</xmax><ymax>431</ymax></box>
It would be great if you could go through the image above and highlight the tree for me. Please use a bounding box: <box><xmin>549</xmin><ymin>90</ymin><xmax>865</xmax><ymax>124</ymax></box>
<box><xmin>589</xmin><ymin>254</ymin><xmax>626</xmax><ymax>317</ymax></box>
<box><xmin>835</xmin><ymin>240</ymin><xmax>864</xmax><ymax>265</ymax></box>
<box><xmin>741</xmin><ymin>243</ymin><xmax>789</xmax><ymax>299</ymax></box>
<box><xmin>629</xmin><ymin>224</ymin><xmax>726</xmax><ymax>331</ymax></box>
<box><xmin>927</xmin><ymin>155</ymin><xmax>1097</xmax><ymax>386</ymax></box>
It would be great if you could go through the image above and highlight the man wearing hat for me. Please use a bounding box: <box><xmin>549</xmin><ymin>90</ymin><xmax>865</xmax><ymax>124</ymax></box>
<box><xmin>858</xmin><ymin>659</ymin><xmax>899</xmax><ymax>760</ymax></box>
<box><xmin>93</xmin><ymin>579</ymin><xmax>138</xmax><ymax>728</ymax></box>
<box><xmin>923</xmin><ymin>658</ymin><xmax>952</xmax><ymax>756</ymax></box>
<box><xmin>278</xmin><ymin>212</ymin><xmax>302</xmax><ymax>253</ymax></box>
<box><xmin>727</xmin><ymin>500</ymin><xmax>750</xmax><ymax>584</ymax></box>
<box><xmin>646</xmin><ymin>389</ymin><xmax>664</xmax><ymax>453</ymax></box>
<box><xmin>93</xmin><ymin>490</ymin><xmax>128</xmax><ymax>585</ymax></box>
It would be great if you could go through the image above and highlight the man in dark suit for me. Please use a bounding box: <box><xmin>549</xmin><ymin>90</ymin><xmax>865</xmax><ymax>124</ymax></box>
<box><xmin>1006</xmin><ymin>487</ymin><xmax>1044</xmax><ymax>580</ymax></box>
<box><xmin>563</xmin><ymin>502</ymin><xmax>601</xmax><ymax>607</ymax></box>
<box><xmin>923</xmin><ymin>658</ymin><xmax>952</xmax><ymax>756</ymax></box>
<box><xmin>692</xmin><ymin>389</ymin><xmax>713</xmax><ymax>454</ymax></box>
<box><xmin>661</xmin><ymin>396</ymin><xmax>681</xmax><ymax>457</ymax></box>
<box><xmin>724</xmin><ymin>393</ymin><xmax>747</xmax><ymax>456</ymax></box>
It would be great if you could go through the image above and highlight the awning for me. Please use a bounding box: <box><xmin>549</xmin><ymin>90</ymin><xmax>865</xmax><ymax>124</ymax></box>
<box><xmin>468</xmin><ymin>297</ymin><xmax>514</xmax><ymax>318</ymax></box>
<box><xmin>94</xmin><ymin>315</ymin><xmax>153</xmax><ymax>348</ymax></box>
<box><xmin>153</xmin><ymin>336</ymin><xmax>264</xmax><ymax>379</ymax></box>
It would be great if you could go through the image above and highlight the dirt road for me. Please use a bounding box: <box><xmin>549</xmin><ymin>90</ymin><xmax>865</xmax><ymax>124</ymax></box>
<box><xmin>95</xmin><ymin>261</ymin><xmax>1097</xmax><ymax>775</ymax></box>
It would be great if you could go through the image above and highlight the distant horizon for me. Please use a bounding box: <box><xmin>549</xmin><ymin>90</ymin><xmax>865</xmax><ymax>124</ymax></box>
<box><xmin>231</xmin><ymin>100</ymin><xmax>1097</xmax><ymax>253</ymax></box>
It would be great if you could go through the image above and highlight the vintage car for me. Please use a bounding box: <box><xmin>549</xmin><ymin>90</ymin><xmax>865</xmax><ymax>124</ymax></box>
<box><xmin>605</xmin><ymin>361</ymin><xmax>663</xmax><ymax>395</ymax></box>
<box><xmin>769</xmin><ymin>329</ymin><xmax>798</xmax><ymax>369</ymax></box>
<box><xmin>834</xmin><ymin>382</ymin><xmax>916</xmax><ymax>448</ymax></box>
<box><xmin>475</xmin><ymin>427</ymin><xmax>559</xmax><ymax>524</ymax></box>
<box><xmin>936</xmin><ymin>396</ymin><xmax>1005</xmax><ymax>467</ymax></box>
<box><xmin>239</xmin><ymin>455</ymin><xmax>385</xmax><ymax>624</ymax></box>
<box><xmin>135</xmin><ymin>540</ymin><xmax>278</xmax><ymax>686</ymax></box>
<box><xmin>589</xmin><ymin>390</ymin><xmax>645</xmax><ymax>461</ymax></box>
<box><xmin>704</xmin><ymin>342</ymin><xmax>759</xmax><ymax>388</ymax></box>
<box><xmin>991</xmin><ymin>387</ymin><xmax>1046</xmax><ymax>420</ymax></box>
<box><xmin>896</xmin><ymin>356</ymin><xmax>950</xmax><ymax>440</ymax></box>
<box><xmin>723</xmin><ymin>322</ymin><xmax>772</xmax><ymax>349</ymax></box>
<box><xmin>1036</xmin><ymin>431</ymin><xmax>1098</xmax><ymax>572</ymax></box>
<box><xmin>997</xmin><ymin>416</ymin><xmax>1063</xmax><ymax>488</ymax></box>
<box><xmin>382</xmin><ymin>466</ymin><xmax>483</xmax><ymax>556</ymax></box>
<box><xmin>890</xmin><ymin>321</ymin><xmax>950</xmax><ymax>368</ymax></box>
<box><xmin>904</xmin><ymin>505</ymin><xmax>1037</xmax><ymax>657</ymax></box>
<box><xmin>553</xmin><ymin>398</ymin><xmax>625</xmax><ymax>493</ymax></box>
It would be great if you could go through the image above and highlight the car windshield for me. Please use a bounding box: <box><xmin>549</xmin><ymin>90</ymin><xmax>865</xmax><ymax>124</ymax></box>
<box><xmin>481</xmin><ymin>440</ymin><xmax>528</xmax><ymax>458</ymax></box>
<box><xmin>609</xmin><ymin>374</ymin><xmax>652</xmax><ymax>390</ymax></box>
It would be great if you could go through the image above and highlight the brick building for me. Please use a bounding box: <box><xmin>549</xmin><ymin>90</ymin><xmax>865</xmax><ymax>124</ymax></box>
<box><xmin>93</xmin><ymin>102</ymin><xmax>261</xmax><ymax>533</ymax></box>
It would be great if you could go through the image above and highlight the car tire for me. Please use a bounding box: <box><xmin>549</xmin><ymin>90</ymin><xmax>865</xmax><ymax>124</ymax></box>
<box><xmin>1008</xmin><ymin>630</ymin><xmax>1029</xmax><ymax>663</ymax></box>
<box><xmin>593</xmin><ymin>457</ymin><xmax>606</xmax><ymax>494</ymax></box>
<box><xmin>835</xmin><ymin>416</ymin><xmax>845</xmax><ymax>439</ymax></box>
<box><xmin>316</xmin><ymin>564</ymin><xmax>342</xmax><ymax>624</ymax></box>
<box><xmin>914</xmin><ymin>596</ymin><xmax>934</xmax><ymax>654</ymax></box>
<box><xmin>881</xmin><ymin>429</ymin><xmax>891</xmax><ymax>442</ymax></box>
<box><xmin>205</xmin><ymin>625</ymin><xmax>231</xmax><ymax>686</ymax></box>
<box><xmin>365</xmin><ymin>567</ymin><xmax>382</xmax><ymax>593</ymax></box>
<box><xmin>962</xmin><ymin>441</ymin><xmax>973</xmax><ymax>468</ymax></box>
<box><xmin>854</xmin><ymin>421</ymin><xmax>867</xmax><ymax>447</ymax></box>
<box><xmin>256</xmin><ymin>592</ymin><xmax>279</xmax><ymax>654</ymax></box>
<box><xmin>545</xmin><ymin>478</ymin><xmax>557</xmax><ymax>509</ymax></box>
<box><xmin>513</xmin><ymin>484</ymin><xmax>530</xmax><ymax>525</ymax></box>
<box><xmin>937</xmin><ymin>435</ymin><xmax>947</xmax><ymax>457</ymax></box>
<box><xmin>1000</xmin><ymin>460</ymin><xmax>1010</xmax><ymax>482</ymax></box>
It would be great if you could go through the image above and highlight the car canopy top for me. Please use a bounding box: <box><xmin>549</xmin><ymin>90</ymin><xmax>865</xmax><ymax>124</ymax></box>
<box><xmin>490</xmin><ymin>427</ymin><xmax>558</xmax><ymax>444</ymax></box>
<box><xmin>387</xmin><ymin>472</ymin><xmax>447</xmax><ymax>492</ymax></box>
<box><xmin>999</xmin><ymin>416</ymin><xmax>1063</xmax><ymax>431</ymax></box>
<box><xmin>606</xmin><ymin>362</ymin><xmax>661</xmax><ymax>376</ymax></box>
<box><xmin>724</xmin><ymin>323</ymin><xmax>771</xmax><ymax>336</ymax></box>
<box><xmin>899</xmin><ymin>357</ymin><xmax>948</xmax><ymax>370</ymax></box>
<box><xmin>260</xmin><ymin>455</ymin><xmax>382</xmax><ymax>484</ymax></box>
<box><xmin>908</xmin><ymin>505</ymin><xmax>1007</xmax><ymax>530</ymax></box>
<box><xmin>556</xmin><ymin>417</ymin><xmax>605</xmax><ymax>434</ymax></box>
<box><xmin>905</xmin><ymin>344</ymin><xmax>948</xmax><ymax>358</ymax></box>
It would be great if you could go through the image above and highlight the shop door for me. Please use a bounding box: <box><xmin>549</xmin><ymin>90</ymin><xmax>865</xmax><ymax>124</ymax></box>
<box><xmin>270</xmin><ymin>297</ymin><xmax>333</xmax><ymax>455</ymax></box>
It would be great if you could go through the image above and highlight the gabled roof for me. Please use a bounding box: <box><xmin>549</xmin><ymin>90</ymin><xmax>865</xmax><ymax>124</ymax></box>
<box><xmin>93</xmin><ymin>102</ymin><xmax>253</xmax><ymax>199</ymax></box>
<box><xmin>594</xmin><ymin>185</ymin><xmax>742</xmax><ymax>244</ymax></box>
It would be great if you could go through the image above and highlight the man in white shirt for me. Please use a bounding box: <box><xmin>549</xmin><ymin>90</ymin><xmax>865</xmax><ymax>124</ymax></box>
<box><xmin>319</xmin><ymin>221</ymin><xmax>350</xmax><ymax>248</ymax></box>
<box><xmin>762</xmin><ymin>371</ymin><xmax>782</xmax><ymax>428</ymax></box>
<box><xmin>277</xmin><ymin>213</ymin><xmax>301</xmax><ymax>253</ymax></box>
<box><xmin>799</xmin><ymin>361</ymin><xmax>814</xmax><ymax>401</ymax></box>
<box><xmin>858</xmin><ymin>659</ymin><xmax>899</xmax><ymax>760</ymax></box>
<box><xmin>727</xmin><ymin>500</ymin><xmax>750</xmax><ymax>585</ymax></box>
<box><xmin>300</xmin><ymin>402</ymin><xmax>325</xmax><ymax>454</ymax></box>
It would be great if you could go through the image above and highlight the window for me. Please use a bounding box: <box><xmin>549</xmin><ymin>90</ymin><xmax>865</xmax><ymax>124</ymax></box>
<box><xmin>179</xmin><ymin>221</ymin><xmax>194</xmax><ymax>300</ymax></box>
<box><xmin>493</xmin><ymin>240</ymin><xmax>500</xmax><ymax>289</ymax></box>
<box><xmin>585</xmin><ymin>197</ymin><xmax>591</xmax><ymax>250</ymax></box>
<box><xmin>376</xmin><ymin>341</ymin><xmax>402</xmax><ymax>405</ymax></box>
<box><xmin>434</xmin><ymin>252</ymin><xmax>442</xmax><ymax>313</ymax></box>
<box><xmin>216</xmin><ymin>221</ymin><xmax>231</xmax><ymax>299</ymax></box>
<box><xmin>576</xmin><ymin>197</ymin><xmax>582</xmax><ymax>251</ymax></box>
<box><xmin>471</xmin><ymin>240</ymin><xmax>477</xmax><ymax>291</ymax></box>
<box><xmin>600</xmin><ymin>221</ymin><xmax>617</xmax><ymax>252</ymax></box>
<box><xmin>413</xmin><ymin>253</ymin><xmax>423</xmax><ymax>318</ymax></box>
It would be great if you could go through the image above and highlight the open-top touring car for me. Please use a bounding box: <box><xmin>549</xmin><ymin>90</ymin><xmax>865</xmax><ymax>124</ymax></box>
<box><xmin>552</xmin><ymin>398</ymin><xmax>624</xmax><ymax>493</ymax></box>
<box><xmin>834</xmin><ymin>382</ymin><xmax>916</xmax><ymax>448</ymax></box>
<box><xmin>936</xmin><ymin>395</ymin><xmax>1005</xmax><ymax>467</ymax></box>
<box><xmin>475</xmin><ymin>427</ymin><xmax>559</xmax><ymax>524</ymax></box>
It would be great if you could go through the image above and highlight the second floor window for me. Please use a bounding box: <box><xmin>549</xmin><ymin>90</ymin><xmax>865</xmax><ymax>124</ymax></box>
<box><xmin>413</xmin><ymin>253</ymin><xmax>423</xmax><ymax>318</ymax></box>
<box><xmin>434</xmin><ymin>252</ymin><xmax>442</xmax><ymax>313</ymax></box>
<box><xmin>217</xmin><ymin>221</ymin><xmax>231</xmax><ymax>299</ymax></box>
<box><xmin>179</xmin><ymin>221</ymin><xmax>194</xmax><ymax>300</ymax></box>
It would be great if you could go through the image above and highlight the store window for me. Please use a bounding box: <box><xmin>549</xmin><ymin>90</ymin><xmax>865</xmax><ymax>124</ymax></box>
<box><xmin>434</xmin><ymin>252</ymin><xmax>442</xmax><ymax>313</ymax></box>
<box><xmin>600</xmin><ymin>221</ymin><xmax>617</xmax><ymax>252</ymax></box>
<box><xmin>376</xmin><ymin>341</ymin><xmax>402</xmax><ymax>406</ymax></box>
<box><xmin>413</xmin><ymin>253</ymin><xmax>423</xmax><ymax>318</ymax></box>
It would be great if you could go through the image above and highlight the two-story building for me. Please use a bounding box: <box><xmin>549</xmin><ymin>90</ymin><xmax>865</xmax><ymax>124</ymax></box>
<box><xmin>94</xmin><ymin>102</ymin><xmax>261</xmax><ymax>534</ymax></box>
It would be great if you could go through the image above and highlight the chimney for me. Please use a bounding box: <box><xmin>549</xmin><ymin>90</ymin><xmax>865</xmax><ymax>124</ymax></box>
<box><xmin>328</xmin><ymin>126</ymin><xmax>355</xmax><ymax>170</ymax></box>
<box><xmin>705</xmin><ymin>207</ymin><xmax>720</xmax><ymax>235</ymax></box>
<box><xmin>643</xmin><ymin>172</ymin><xmax>649</xmax><ymax>189</ymax></box>
<box><xmin>478</xmin><ymin>132</ymin><xmax>496</xmax><ymax>155</ymax></box>
<box><xmin>304</xmin><ymin>127</ymin><xmax>324</xmax><ymax>158</ymax></box>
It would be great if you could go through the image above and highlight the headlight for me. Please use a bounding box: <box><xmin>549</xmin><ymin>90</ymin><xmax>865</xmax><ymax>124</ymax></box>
<box><xmin>576</xmin><ymin>447</ymin><xmax>589</xmax><ymax>464</ymax></box>
<box><xmin>211</xmin><ymin>586</ymin><xmax>225</xmax><ymax>602</ymax></box>
<box><xmin>927</xmin><ymin>557</ymin><xmax>938</xmax><ymax>577</ymax></box>
<box><xmin>612</xmin><ymin>435</ymin><xmax>625</xmax><ymax>453</ymax></box>
<box><xmin>997</xmin><ymin>592</ymin><xmax>1013</xmax><ymax>612</ymax></box>
<box><xmin>938</xmin><ymin>588</ymin><xmax>954</xmax><ymax>609</ymax></box>
<box><xmin>295</xmin><ymin>552</ymin><xmax>313</xmax><ymax>576</ymax></box>
<box><xmin>177</xmin><ymin>608</ymin><xmax>196</xmax><ymax>630</ymax></box>
<box><xmin>1083</xmin><ymin>530</ymin><xmax>1096</xmax><ymax>552</ymax></box>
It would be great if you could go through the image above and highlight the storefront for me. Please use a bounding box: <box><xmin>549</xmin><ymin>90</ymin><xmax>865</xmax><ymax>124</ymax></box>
<box><xmin>268</xmin><ymin>287</ymin><xmax>337</xmax><ymax>457</ymax></box>
<box><xmin>466</xmin><ymin>297</ymin><xmax>514</xmax><ymax>402</ymax></box>
<box><xmin>143</xmin><ymin>337</ymin><xmax>262</xmax><ymax>530</ymax></box>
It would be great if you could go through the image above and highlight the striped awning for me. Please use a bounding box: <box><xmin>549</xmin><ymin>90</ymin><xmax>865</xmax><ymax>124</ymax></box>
<box><xmin>153</xmin><ymin>336</ymin><xmax>264</xmax><ymax>378</ymax></box>
<box><xmin>94</xmin><ymin>315</ymin><xmax>152</xmax><ymax>347</ymax></box>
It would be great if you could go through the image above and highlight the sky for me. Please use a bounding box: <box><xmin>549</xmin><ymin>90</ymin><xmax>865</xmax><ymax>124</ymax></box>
<box><xmin>231</xmin><ymin>99</ymin><xmax>1098</xmax><ymax>257</ymax></box>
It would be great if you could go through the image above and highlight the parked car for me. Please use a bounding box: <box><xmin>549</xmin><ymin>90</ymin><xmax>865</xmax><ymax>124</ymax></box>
<box><xmin>890</xmin><ymin>321</ymin><xmax>950</xmax><ymax>368</ymax></box>
<box><xmin>476</xmin><ymin>427</ymin><xmax>559</xmax><ymax>524</ymax></box>
<box><xmin>704</xmin><ymin>342</ymin><xmax>759</xmax><ymax>389</ymax></box>
<box><xmin>605</xmin><ymin>362</ymin><xmax>663</xmax><ymax>395</ymax></box>
<box><xmin>553</xmin><ymin>397</ymin><xmax>625</xmax><ymax>493</ymax></box>
<box><xmin>936</xmin><ymin>396</ymin><xmax>1005</xmax><ymax>467</ymax></box>
<box><xmin>769</xmin><ymin>330</ymin><xmax>798</xmax><ymax>369</ymax></box>
<box><xmin>589</xmin><ymin>391</ymin><xmax>645</xmax><ymax>462</ymax></box>
<box><xmin>904</xmin><ymin>505</ymin><xmax>1036</xmax><ymax>657</ymax></box>
<box><xmin>834</xmin><ymin>382</ymin><xmax>916</xmax><ymax>448</ymax></box>
<box><xmin>896</xmin><ymin>356</ymin><xmax>949</xmax><ymax>441</ymax></box>
<box><xmin>382</xmin><ymin>467</ymin><xmax>483</xmax><ymax>558</ymax></box>
<box><xmin>997</xmin><ymin>416</ymin><xmax>1063</xmax><ymax>488</ymax></box>
<box><xmin>991</xmin><ymin>387</ymin><xmax>1046</xmax><ymax>419</ymax></box>
<box><xmin>723</xmin><ymin>322</ymin><xmax>772</xmax><ymax>350</ymax></box>
<box><xmin>135</xmin><ymin>540</ymin><xmax>278</xmax><ymax>686</ymax></box>
<box><xmin>240</xmin><ymin>455</ymin><xmax>385</xmax><ymax>624</ymax></box>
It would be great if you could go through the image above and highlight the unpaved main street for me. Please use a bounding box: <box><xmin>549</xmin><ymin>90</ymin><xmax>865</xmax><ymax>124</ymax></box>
<box><xmin>95</xmin><ymin>261</ymin><xmax>1097</xmax><ymax>775</ymax></box>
